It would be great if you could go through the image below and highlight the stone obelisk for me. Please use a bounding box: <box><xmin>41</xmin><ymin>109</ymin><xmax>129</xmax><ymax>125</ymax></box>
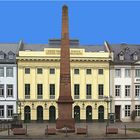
<box><xmin>56</xmin><ymin>5</ymin><xmax>75</xmax><ymax>130</ymax></box>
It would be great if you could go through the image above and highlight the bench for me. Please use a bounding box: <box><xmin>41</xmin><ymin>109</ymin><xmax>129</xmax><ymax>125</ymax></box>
<box><xmin>45</xmin><ymin>128</ymin><xmax>56</xmax><ymax>135</ymax></box>
<box><xmin>13</xmin><ymin>128</ymin><xmax>26</xmax><ymax>135</ymax></box>
<box><xmin>106</xmin><ymin>127</ymin><xmax>118</xmax><ymax>134</ymax></box>
<box><xmin>76</xmin><ymin>126</ymin><xmax>87</xmax><ymax>135</ymax></box>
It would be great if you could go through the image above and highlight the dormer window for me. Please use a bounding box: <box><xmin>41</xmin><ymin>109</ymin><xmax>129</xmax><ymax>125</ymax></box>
<box><xmin>8</xmin><ymin>51</ymin><xmax>14</xmax><ymax>60</ymax></box>
<box><xmin>0</xmin><ymin>54</ymin><xmax>4</xmax><ymax>59</ymax></box>
<box><xmin>0</xmin><ymin>51</ymin><xmax>5</xmax><ymax>60</ymax></box>
<box><xmin>133</xmin><ymin>52</ymin><xmax>138</xmax><ymax>61</ymax></box>
<box><xmin>119</xmin><ymin>51</ymin><xmax>124</xmax><ymax>60</ymax></box>
<box><xmin>8</xmin><ymin>54</ymin><xmax>14</xmax><ymax>59</ymax></box>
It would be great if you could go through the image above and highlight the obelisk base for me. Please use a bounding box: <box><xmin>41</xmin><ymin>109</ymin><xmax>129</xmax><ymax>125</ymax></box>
<box><xmin>56</xmin><ymin>118</ymin><xmax>75</xmax><ymax>131</ymax></box>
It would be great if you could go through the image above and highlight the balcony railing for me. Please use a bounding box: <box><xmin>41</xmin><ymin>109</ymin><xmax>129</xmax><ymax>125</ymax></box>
<box><xmin>98</xmin><ymin>95</ymin><xmax>104</xmax><ymax>99</ymax></box>
<box><xmin>25</xmin><ymin>95</ymin><xmax>30</xmax><ymax>99</ymax></box>
<box><xmin>37</xmin><ymin>95</ymin><xmax>43</xmax><ymax>99</ymax></box>
<box><xmin>74</xmin><ymin>95</ymin><xmax>79</xmax><ymax>99</ymax></box>
<box><xmin>86</xmin><ymin>95</ymin><xmax>92</xmax><ymax>99</ymax></box>
<box><xmin>50</xmin><ymin>95</ymin><xmax>55</xmax><ymax>99</ymax></box>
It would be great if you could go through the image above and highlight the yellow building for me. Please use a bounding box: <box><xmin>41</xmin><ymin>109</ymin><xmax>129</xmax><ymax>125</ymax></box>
<box><xmin>17</xmin><ymin>40</ymin><xmax>113</xmax><ymax>122</ymax></box>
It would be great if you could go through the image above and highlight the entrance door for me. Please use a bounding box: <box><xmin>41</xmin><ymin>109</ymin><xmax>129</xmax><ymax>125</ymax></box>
<box><xmin>86</xmin><ymin>106</ymin><xmax>92</xmax><ymax>122</ymax></box>
<box><xmin>74</xmin><ymin>106</ymin><xmax>80</xmax><ymax>122</ymax></box>
<box><xmin>24</xmin><ymin>106</ymin><xmax>31</xmax><ymax>123</ymax></box>
<box><xmin>115</xmin><ymin>105</ymin><xmax>121</xmax><ymax>121</ymax></box>
<box><xmin>49</xmin><ymin>106</ymin><xmax>56</xmax><ymax>122</ymax></box>
<box><xmin>37</xmin><ymin>106</ymin><xmax>43</xmax><ymax>122</ymax></box>
<box><xmin>98</xmin><ymin>106</ymin><xmax>104</xmax><ymax>122</ymax></box>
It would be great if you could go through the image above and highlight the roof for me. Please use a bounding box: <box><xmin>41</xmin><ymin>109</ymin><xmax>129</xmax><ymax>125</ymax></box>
<box><xmin>21</xmin><ymin>39</ymin><xmax>107</xmax><ymax>52</ymax></box>
<box><xmin>110</xmin><ymin>44</ymin><xmax>140</xmax><ymax>64</ymax></box>
<box><xmin>0</xmin><ymin>43</ymin><xmax>20</xmax><ymax>64</ymax></box>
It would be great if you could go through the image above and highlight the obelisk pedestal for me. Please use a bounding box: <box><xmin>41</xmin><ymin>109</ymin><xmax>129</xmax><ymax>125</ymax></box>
<box><xmin>56</xmin><ymin>5</ymin><xmax>75</xmax><ymax>130</ymax></box>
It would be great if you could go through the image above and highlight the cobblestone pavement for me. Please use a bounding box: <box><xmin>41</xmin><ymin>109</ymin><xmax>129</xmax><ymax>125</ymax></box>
<box><xmin>0</xmin><ymin>122</ymin><xmax>140</xmax><ymax>139</ymax></box>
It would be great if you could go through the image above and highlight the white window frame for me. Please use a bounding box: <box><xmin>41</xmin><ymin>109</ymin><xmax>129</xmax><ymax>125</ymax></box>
<box><xmin>6</xmin><ymin>67</ymin><xmax>13</xmax><ymax>77</ymax></box>
<box><xmin>0</xmin><ymin>68</ymin><xmax>4</xmax><ymax>77</ymax></box>
<box><xmin>0</xmin><ymin>105</ymin><xmax>4</xmax><ymax>118</ymax></box>
<box><xmin>135</xmin><ymin>85</ymin><xmax>140</xmax><ymax>97</ymax></box>
<box><xmin>135</xmin><ymin>105</ymin><xmax>140</xmax><ymax>116</ymax></box>
<box><xmin>125</xmin><ymin>85</ymin><xmax>130</xmax><ymax>97</ymax></box>
<box><xmin>125</xmin><ymin>69</ymin><xmax>131</xmax><ymax>78</ymax></box>
<box><xmin>115</xmin><ymin>69</ymin><xmax>121</xmax><ymax>78</ymax></box>
<box><xmin>125</xmin><ymin>105</ymin><xmax>130</xmax><ymax>117</ymax></box>
<box><xmin>115</xmin><ymin>85</ymin><xmax>121</xmax><ymax>97</ymax></box>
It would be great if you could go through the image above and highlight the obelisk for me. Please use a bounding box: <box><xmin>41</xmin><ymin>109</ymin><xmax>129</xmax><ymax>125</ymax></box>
<box><xmin>56</xmin><ymin>5</ymin><xmax>75</xmax><ymax>130</ymax></box>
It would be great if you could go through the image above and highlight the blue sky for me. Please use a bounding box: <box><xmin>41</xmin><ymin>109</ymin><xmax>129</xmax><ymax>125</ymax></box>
<box><xmin>0</xmin><ymin>1</ymin><xmax>140</xmax><ymax>45</ymax></box>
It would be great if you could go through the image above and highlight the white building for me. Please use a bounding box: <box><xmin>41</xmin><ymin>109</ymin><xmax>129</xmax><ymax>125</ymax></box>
<box><xmin>0</xmin><ymin>43</ymin><xmax>20</xmax><ymax>120</ymax></box>
<box><xmin>110</xmin><ymin>44</ymin><xmax>140</xmax><ymax>122</ymax></box>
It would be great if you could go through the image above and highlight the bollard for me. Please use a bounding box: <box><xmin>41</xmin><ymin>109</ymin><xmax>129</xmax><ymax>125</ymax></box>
<box><xmin>125</xmin><ymin>125</ymin><xmax>126</xmax><ymax>136</ymax></box>
<box><xmin>7</xmin><ymin>124</ymin><xmax>10</xmax><ymax>136</ymax></box>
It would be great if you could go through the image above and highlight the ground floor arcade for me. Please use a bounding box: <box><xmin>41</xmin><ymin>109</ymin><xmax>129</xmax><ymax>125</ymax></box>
<box><xmin>18</xmin><ymin>101</ymin><xmax>109</xmax><ymax>122</ymax></box>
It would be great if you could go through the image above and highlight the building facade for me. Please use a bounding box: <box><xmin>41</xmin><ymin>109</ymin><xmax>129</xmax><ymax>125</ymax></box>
<box><xmin>0</xmin><ymin>43</ymin><xmax>20</xmax><ymax>120</ymax></box>
<box><xmin>110</xmin><ymin>44</ymin><xmax>140</xmax><ymax>122</ymax></box>
<box><xmin>17</xmin><ymin>40</ymin><xmax>112</xmax><ymax>122</ymax></box>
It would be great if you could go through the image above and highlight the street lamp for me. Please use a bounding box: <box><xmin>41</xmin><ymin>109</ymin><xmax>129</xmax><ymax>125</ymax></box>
<box><xmin>104</xmin><ymin>96</ymin><xmax>111</xmax><ymax>126</ymax></box>
<box><xmin>18</xmin><ymin>101</ymin><xmax>22</xmax><ymax>121</ymax></box>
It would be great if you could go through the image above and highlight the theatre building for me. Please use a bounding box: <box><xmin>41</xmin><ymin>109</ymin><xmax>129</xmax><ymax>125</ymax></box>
<box><xmin>17</xmin><ymin>39</ymin><xmax>112</xmax><ymax>122</ymax></box>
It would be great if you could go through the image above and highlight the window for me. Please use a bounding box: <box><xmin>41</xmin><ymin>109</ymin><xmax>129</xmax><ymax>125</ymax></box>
<box><xmin>0</xmin><ymin>54</ymin><xmax>4</xmax><ymax>59</ymax></box>
<box><xmin>98</xmin><ymin>84</ymin><xmax>104</xmax><ymax>99</ymax></box>
<box><xmin>50</xmin><ymin>84</ymin><xmax>55</xmax><ymax>99</ymax></box>
<box><xmin>119</xmin><ymin>54</ymin><xmax>124</xmax><ymax>60</ymax></box>
<box><xmin>86</xmin><ymin>84</ymin><xmax>92</xmax><ymax>99</ymax></box>
<box><xmin>0</xmin><ymin>68</ymin><xmax>4</xmax><ymax>77</ymax></box>
<box><xmin>125</xmin><ymin>69</ymin><xmax>131</xmax><ymax>77</ymax></box>
<box><xmin>25</xmin><ymin>84</ymin><xmax>30</xmax><ymax>99</ymax></box>
<box><xmin>115</xmin><ymin>69</ymin><xmax>121</xmax><ymax>77</ymax></box>
<box><xmin>86</xmin><ymin>69</ymin><xmax>91</xmax><ymax>74</ymax></box>
<box><xmin>6</xmin><ymin>67</ymin><xmax>13</xmax><ymax>77</ymax></box>
<box><xmin>125</xmin><ymin>105</ymin><xmax>130</xmax><ymax>117</ymax></box>
<box><xmin>135</xmin><ymin>85</ymin><xmax>140</xmax><ymax>97</ymax></box>
<box><xmin>135</xmin><ymin>69</ymin><xmax>140</xmax><ymax>77</ymax></box>
<box><xmin>115</xmin><ymin>85</ymin><xmax>121</xmax><ymax>97</ymax></box>
<box><xmin>7</xmin><ymin>85</ymin><xmax>13</xmax><ymax>97</ymax></box>
<box><xmin>98</xmin><ymin>69</ymin><xmax>103</xmax><ymax>75</ymax></box>
<box><xmin>8</xmin><ymin>54</ymin><xmax>14</xmax><ymax>60</ymax></box>
<box><xmin>50</xmin><ymin>68</ymin><xmax>55</xmax><ymax>74</ymax></box>
<box><xmin>74</xmin><ymin>84</ymin><xmax>80</xmax><ymax>99</ymax></box>
<box><xmin>7</xmin><ymin>105</ymin><xmax>13</xmax><ymax>118</ymax></box>
<box><xmin>125</xmin><ymin>85</ymin><xmax>130</xmax><ymax>97</ymax></box>
<box><xmin>74</xmin><ymin>69</ymin><xmax>79</xmax><ymax>74</ymax></box>
<box><xmin>37</xmin><ymin>84</ymin><xmax>43</xmax><ymax>99</ymax></box>
<box><xmin>25</xmin><ymin>68</ymin><xmax>30</xmax><ymax>74</ymax></box>
<box><xmin>135</xmin><ymin>105</ymin><xmax>140</xmax><ymax>116</ymax></box>
<box><xmin>0</xmin><ymin>85</ymin><xmax>4</xmax><ymax>97</ymax></box>
<box><xmin>0</xmin><ymin>106</ymin><xmax>4</xmax><ymax>118</ymax></box>
<box><xmin>37</xmin><ymin>68</ymin><xmax>43</xmax><ymax>74</ymax></box>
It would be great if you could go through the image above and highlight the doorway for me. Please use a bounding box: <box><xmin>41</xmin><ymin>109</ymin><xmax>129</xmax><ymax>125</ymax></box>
<box><xmin>86</xmin><ymin>106</ymin><xmax>92</xmax><ymax>122</ymax></box>
<box><xmin>98</xmin><ymin>106</ymin><xmax>104</xmax><ymax>122</ymax></box>
<box><xmin>24</xmin><ymin>106</ymin><xmax>31</xmax><ymax>123</ymax></box>
<box><xmin>37</xmin><ymin>106</ymin><xmax>43</xmax><ymax>122</ymax></box>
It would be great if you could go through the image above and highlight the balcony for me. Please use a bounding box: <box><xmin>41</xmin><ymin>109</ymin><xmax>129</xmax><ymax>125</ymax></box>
<box><xmin>86</xmin><ymin>95</ymin><xmax>92</xmax><ymax>99</ymax></box>
<box><xmin>50</xmin><ymin>95</ymin><xmax>55</xmax><ymax>99</ymax></box>
<box><xmin>74</xmin><ymin>95</ymin><xmax>79</xmax><ymax>99</ymax></box>
<box><xmin>98</xmin><ymin>95</ymin><xmax>104</xmax><ymax>99</ymax></box>
<box><xmin>25</xmin><ymin>95</ymin><xmax>30</xmax><ymax>99</ymax></box>
<box><xmin>37</xmin><ymin>95</ymin><xmax>43</xmax><ymax>99</ymax></box>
